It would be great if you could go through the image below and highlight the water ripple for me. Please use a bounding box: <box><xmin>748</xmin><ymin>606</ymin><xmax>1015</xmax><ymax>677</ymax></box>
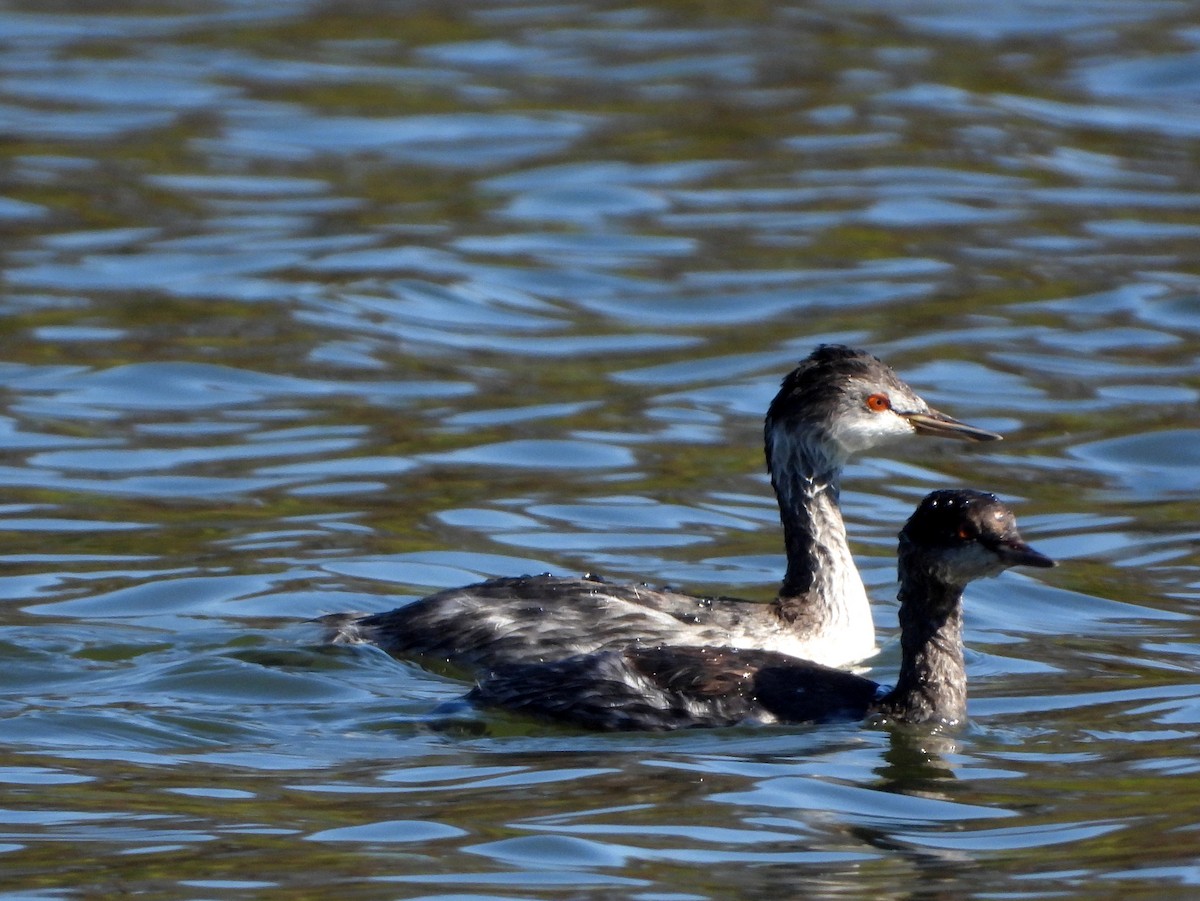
<box><xmin>1</xmin><ymin>1</ymin><xmax>1198</xmax><ymax>898</ymax></box>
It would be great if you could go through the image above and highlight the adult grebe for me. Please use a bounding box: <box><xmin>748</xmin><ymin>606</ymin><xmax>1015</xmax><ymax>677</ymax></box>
<box><xmin>468</xmin><ymin>490</ymin><xmax>1055</xmax><ymax>731</ymax></box>
<box><xmin>324</xmin><ymin>346</ymin><xmax>1000</xmax><ymax>671</ymax></box>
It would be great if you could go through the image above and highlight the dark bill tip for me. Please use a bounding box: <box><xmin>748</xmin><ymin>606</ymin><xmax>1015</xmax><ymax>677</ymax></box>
<box><xmin>998</xmin><ymin>540</ymin><xmax>1056</xmax><ymax>569</ymax></box>
<box><xmin>904</xmin><ymin>409</ymin><xmax>1003</xmax><ymax>443</ymax></box>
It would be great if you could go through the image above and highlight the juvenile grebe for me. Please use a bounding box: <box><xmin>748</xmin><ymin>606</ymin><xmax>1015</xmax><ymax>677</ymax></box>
<box><xmin>324</xmin><ymin>346</ymin><xmax>1000</xmax><ymax>671</ymax></box>
<box><xmin>468</xmin><ymin>490</ymin><xmax>1055</xmax><ymax>731</ymax></box>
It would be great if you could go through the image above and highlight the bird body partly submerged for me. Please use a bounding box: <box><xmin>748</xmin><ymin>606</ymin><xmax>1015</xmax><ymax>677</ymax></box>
<box><xmin>470</xmin><ymin>644</ymin><xmax>883</xmax><ymax>731</ymax></box>
<box><xmin>325</xmin><ymin>346</ymin><xmax>1001</xmax><ymax>673</ymax></box>
<box><xmin>467</xmin><ymin>490</ymin><xmax>1055</xmax><ymax>731</ymax></box>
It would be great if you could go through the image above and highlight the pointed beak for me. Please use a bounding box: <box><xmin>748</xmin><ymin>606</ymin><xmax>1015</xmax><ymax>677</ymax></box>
<box><xmin>903</xmin><ymin>409</ymin><xmax>1002</xmax><ymax>443</ymax></box>
<box><xmin>996</xmin><ymin>538</ymin><xmax>1056</xmax><ymax>569</ymax></box>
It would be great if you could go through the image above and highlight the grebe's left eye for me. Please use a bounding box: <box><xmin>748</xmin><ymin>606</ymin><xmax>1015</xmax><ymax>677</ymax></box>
<box><xmin>957</xmin><ymin>526</ymin><xmax>974</xmax><ymax>540</ymax></box>
<box><xmin>866</xmin><ymin>393</ymin><xmax>890</xmax><ymax>413</ymax></box>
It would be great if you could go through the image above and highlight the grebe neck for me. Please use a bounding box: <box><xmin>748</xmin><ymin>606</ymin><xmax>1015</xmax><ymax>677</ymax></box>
<box><xmin>766</xmin><ymin>425</ymin><xmax>872</xmax><ymax>651</ymax></box>
<box><xmin>879</xmin><ymin>565</ymin><xmax>967</xmax><ymax>725</ymax></box>
<box><xmin>771</xmin><ymin>457</ymin><xmax>844</xmax><ymax>598</ymax></box>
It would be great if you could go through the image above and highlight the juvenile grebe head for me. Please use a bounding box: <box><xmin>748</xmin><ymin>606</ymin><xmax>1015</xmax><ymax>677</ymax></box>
<box><xmin>882</xmin><ymin>488</ymin><xmax>1055</xmax><ymax>726</ymax></box>
<box><xmin>765</xmin><ymin>345</ymin><xmax>1001</xmax><ymax>475</ymax></box>
<box><xmin>899</xmin><ymin>489</ymin><xmax>1056</xmax><ymax>590</ymax></box>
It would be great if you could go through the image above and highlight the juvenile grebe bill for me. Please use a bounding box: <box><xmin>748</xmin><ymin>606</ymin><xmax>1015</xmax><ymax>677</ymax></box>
<box><xmin>467</xmin><ymin>490</ymin><xmax>1055</xmax><ymax>732</ymax></box>
<box><xmin>324</xmin><ymin>346</ymin><xmax>1001</xmax><ymax>673</ymax></box>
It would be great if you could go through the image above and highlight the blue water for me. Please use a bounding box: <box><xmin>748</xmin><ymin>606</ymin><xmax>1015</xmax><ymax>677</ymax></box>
<box><xmin>1</xmin><ymin>1</ymin><xmax>1200</xmax><ymax>897</ymax></box>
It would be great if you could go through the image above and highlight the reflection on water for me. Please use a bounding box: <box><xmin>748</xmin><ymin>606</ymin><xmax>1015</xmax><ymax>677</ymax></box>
<box><xmin>1</xmin><ymin>0</ymin><xmax>1200</xmax><ymax>898</ymax></box>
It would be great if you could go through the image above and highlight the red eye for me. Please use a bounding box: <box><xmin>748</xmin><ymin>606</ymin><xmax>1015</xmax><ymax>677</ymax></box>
<box><xmin>866</xmin><ymin>393</ymin><xmax>890</xmax><ymax>413</ymax></box>
<box><xmin>957</xmin><ymin>527</ymin><xmax>973</xmax><ymax>540</ymax></box>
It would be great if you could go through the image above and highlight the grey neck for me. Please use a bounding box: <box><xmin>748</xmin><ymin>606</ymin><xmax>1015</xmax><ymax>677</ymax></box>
<box><xmin>772</xmin><ymin>456</ymin><xmax>844</xmax><ymax>599</ymax></box>
<box><xmin>766</xmin><ymin>424</ymin><xmax>871</xmax><ymax>643</ymax></box>
<box><xmin>879</xmin><ymin>568</ymin><xmax>967</xmax><ymax>725</ymax></box>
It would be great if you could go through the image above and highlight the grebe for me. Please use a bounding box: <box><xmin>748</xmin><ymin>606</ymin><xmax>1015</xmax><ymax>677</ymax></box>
<box><xmin>324</xmin><ymin>346</ymin><xmax>1000</xmax><ymax>672</ymax></box>
<box><xmin>468</xmin><ymin>490</ymin><xmax>1055</xmax><ymax>731</ymax></box>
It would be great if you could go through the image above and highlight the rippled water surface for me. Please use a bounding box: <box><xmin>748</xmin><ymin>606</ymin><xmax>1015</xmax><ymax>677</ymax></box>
<box><xmin>2</xmin><ymin>1</ymin><xmax>1200</xmax><ymax>897</ymax></box>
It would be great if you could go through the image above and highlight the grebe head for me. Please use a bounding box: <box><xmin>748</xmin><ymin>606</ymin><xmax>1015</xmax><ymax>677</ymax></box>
<box><xmin>765</xmin><ymin>345</ymin><xmax>1002</xmax><ymax>474</ymax></box>
<box><xmin>899</xmin><ymin>489</ymin><xmax>1055</xmax><ymax>589</ymax></box>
